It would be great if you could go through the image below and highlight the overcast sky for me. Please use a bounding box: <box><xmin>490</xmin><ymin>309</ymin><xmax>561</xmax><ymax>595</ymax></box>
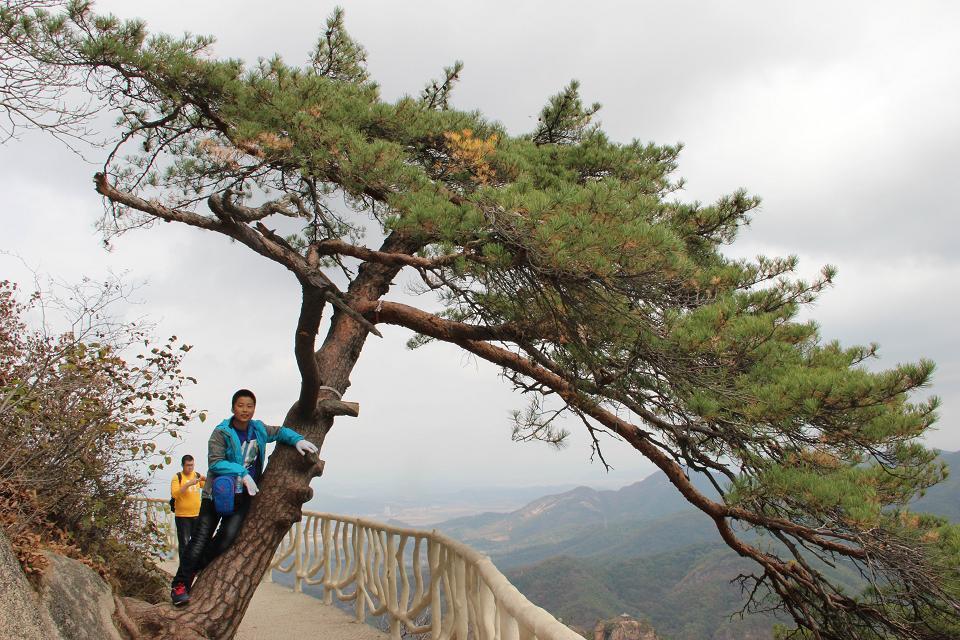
<box><xmin>3</xmin><ymin>1</ymin><xmax>959</xmax><ymax>499</ymax></box>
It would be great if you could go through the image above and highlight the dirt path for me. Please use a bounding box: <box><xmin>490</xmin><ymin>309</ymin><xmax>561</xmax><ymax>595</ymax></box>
<box><xmin>160</xmin><ymin>561</ymin><xmax>388</xmax><ymax>639</ymax></box>
<box><xmin>235</xmin><ymin>579</ymin><xmax>389</xmax><ymax>640</ymax></box>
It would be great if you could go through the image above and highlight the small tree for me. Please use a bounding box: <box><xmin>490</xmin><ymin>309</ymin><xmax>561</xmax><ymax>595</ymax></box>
<box><xmin>0</xmin><ymin>275</ymin><xmax>195</xmax><ymax>599</ymax></box>
<box><xmin>3</xmin><ymin>4</ymin><xmax>958</xmax><ymax>639</ymax></box>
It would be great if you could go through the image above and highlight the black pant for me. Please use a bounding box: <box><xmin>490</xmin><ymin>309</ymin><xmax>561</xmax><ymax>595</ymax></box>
<box><xmin>174</xmin><ymin>516</ymin><xmax>197</xmax><ymax>562</ymax></box>
<box><xmin>172</xmin><ymin>493</ymin><xmax>251</xmax><ymax>588</ymax></box>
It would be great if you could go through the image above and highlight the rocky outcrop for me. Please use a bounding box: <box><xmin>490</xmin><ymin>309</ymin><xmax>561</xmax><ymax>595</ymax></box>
<box><xmin>39</xmin><ymin>551</ymin><xmax>124</xmax><ymax>640</ymax></box>
<box><xmin>0</xmin><ymin>530</ymin><xmax>58</xmax><ymax>640</ymax></box>
<box><xmin>0</xmin><ymin>530</ymin><xmax>124</xmax><ymax>640</ymax></box>
<box><xmin>593</xmin><ymin>614</ymin><xmax>659</xmax><ymax>640</ymax></box>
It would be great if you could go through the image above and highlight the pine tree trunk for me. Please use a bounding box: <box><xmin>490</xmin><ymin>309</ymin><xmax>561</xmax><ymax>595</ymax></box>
<box><xmin>180</xmin><ymin>428</ymin><xmax>328</xmax><ymax>639</ymax></box>
<box><xmin>130</xmin><ymin>245</ymin><xmax>410</xmax><ymax>639</ymax></box>
<box><xmin>127</xmin><ymin>408</ymin><xmax>330</xmax><ymax>639</ymax></box>
<box><xmin>129</xmin><ymin>400</ymin><xmax>333</xmax><ymax>639</ymax></box>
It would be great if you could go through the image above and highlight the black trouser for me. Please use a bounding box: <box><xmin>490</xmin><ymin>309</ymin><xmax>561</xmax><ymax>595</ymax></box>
<box><xmin>172</xmin><ymin>493</ymin><xmax>251</xmax><ymax>588</ymax></box>
<box><xmin>174</xmin><ymin>516</ymin><xmax>197</xmax><ymax>562</ymax></box>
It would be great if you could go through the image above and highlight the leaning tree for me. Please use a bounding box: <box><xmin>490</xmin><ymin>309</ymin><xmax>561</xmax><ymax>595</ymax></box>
<box><xmin>3</xmin><ymin>3</ymin><xmax>958</xmax><ymax>639</ymax></box>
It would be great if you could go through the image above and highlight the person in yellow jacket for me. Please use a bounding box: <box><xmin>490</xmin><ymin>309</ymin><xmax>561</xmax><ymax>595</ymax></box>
<box><xmin>170</xmin><ymin>455</ymin><xmax>205</xmax><ymax>561</ymax></box>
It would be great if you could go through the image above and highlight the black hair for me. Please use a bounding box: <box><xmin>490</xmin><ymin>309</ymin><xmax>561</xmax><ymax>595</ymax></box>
<box><xmin>181</xmin><ymin>454</ymin><xmax>194</xmax><ymax>466</ymax></box>
<box><xmin>231</xmin><ymin>388</ymin><xmax>256</xmax><ymax>407</ymax></box>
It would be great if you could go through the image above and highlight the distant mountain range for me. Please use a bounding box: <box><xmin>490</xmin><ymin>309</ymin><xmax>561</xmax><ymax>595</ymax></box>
<box><xmin>304</xmin><ymin>483</ymin><xmax>581</xmax><ymax>525</ymax></box>
<box><xmin>913</xmin><ymin>449</ymin><xmax>960</xmax><ymax>520</ymax></box>
<box><xmin>437</xmin><ymin>468</ymin><xmax>720</xmax><ymax>557</ymax></box>
<box><xmin>508</xmin><ymin>545</ymin><xmax>773</xmax><ymax>640</ymax></box>
<box><xmin>433</xmin><ymin>450</ymin><xmax>960</xmax><ymax>639</ymax></box>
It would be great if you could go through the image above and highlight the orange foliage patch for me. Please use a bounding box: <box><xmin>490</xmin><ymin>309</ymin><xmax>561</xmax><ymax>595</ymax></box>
<box><xmin>196</xmin><ymin>137</ymin><xmax>245</xmax><ymax>167</ymax></box>
<box><xmin>254</xmin><ymin>132</ymin><xmax>294</xmax><ymax>153</ymax></box>
<box><xmin>0</xmin><ymin>484</ymin><xmax>106</xmax><ymax>586</ymax></box>
<box><xmin>442</xmin><ymin>129</ymin><xmax>498</xmax><ymax>185</ymax></box>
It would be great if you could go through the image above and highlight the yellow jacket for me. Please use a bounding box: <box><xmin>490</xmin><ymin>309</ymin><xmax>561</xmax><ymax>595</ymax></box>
<box><xmin>170</xmin><ymin>471</ymin><xmax>204</xmax><ymax>517</ymax></box>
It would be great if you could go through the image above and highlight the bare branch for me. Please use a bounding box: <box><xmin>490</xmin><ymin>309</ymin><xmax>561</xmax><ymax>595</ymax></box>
<box><xmin>94</xmin><ymin>175</ymin><xmax>382</xmax><ymax>341</ymax></box>
<box><xmin>217</xmin><ymin>190</ymin><xmax>306</xmax><ymax>222</ymax></box>
<box><xmin>94</xmin><ymin>173</ymin><xmax>221</xmax><ymax>231</ymax></box>
<box><xmin>313</xmin><ymin>238</ymin><xmax>468</xmax><ymax>270</ymax></box>
<box><xmin>354</xmin><ymin>299</ymin><xmax>530</xmax><ymax>343</ymax></box>
<box><xmin>294</xmin><ymin>285</ymin><xmax>327</xmax><ymax>416</ymax></box>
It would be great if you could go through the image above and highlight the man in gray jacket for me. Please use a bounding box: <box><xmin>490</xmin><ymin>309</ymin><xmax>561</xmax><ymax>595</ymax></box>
<box><xmin>170</xmin><ymin>388</ymin><xmax>318</xmax><ymax>606</ymax></box>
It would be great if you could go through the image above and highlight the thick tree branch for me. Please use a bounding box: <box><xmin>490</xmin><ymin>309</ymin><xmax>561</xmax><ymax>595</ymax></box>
<box><xmin>354</xmin><ymin>299</ymin><xmax>529</xmax><ymax>342</ymax></box>
<box><xmin>95</xmin><ymin>175</ymin><xmax>382</xmax><ymax>360</ymax></box>
<box><xmin>207</xmin><ymin>194</ymin><xmax>382</xmax><ymax>337</ymax></box>
<box><xmin>94</xmin><ymin>172</ymin><xmax>221</xmax><ymax>231</ymax></box>
<box><xmin>206</xmin><ymin>193</ymin><xmax>314</xmax><ymax>273</ymax></box>
<box><xmin>217</xmin><ymin>190</ymin><xmax>305</xmax><ymax>222</ymax></box>
<box><xmin>359</xmin><ymin>298</ymin><xmax>867</xmax><ymax>558</ymax></box>
<box><xmin>294</xmin><ymin>284</ymin><xmax>327</xmax><ymax>416</ymax></box>
<box><xmin>313</xmin><ymin>238</ymin><xmax>475</xmax><ymax>270</ymax></box>
<box><xmin>311</xmin><ymin>234</ymin><xmax>426</xmax><ymax>397</ymax></box>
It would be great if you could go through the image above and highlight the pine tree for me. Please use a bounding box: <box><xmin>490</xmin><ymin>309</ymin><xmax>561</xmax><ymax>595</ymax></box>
<box><xmin>3</xmin><ymin>3</ymin><xmax>958</xmax><ymax>638</ymax></box>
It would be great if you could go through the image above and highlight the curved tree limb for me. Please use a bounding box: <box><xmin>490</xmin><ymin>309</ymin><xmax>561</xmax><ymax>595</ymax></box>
<box><xmin>354</xmin><ymin>297</ymin><xmax>950</xmax><ymax>637</ymax></box>
<box><xmin>355</xmin><ymin>300</ymin><xmax>858</xmax><ymax>546</ymax></box>
<box><xmin>313</xmin><ymin>238</ymin><xmax>478</xmax><ymax>270</ymax></box>
<box><xmin>294</xmin><ymin>284</ymin><xmax>327</xmax><ymax>416</ymax></box>
<box><xmin>216</xmin><ymin>189</ymin><xmax>305</xmax><ymax>222</ymax></box>
<box><xmin>94</xmin><ymin>172</ymin><xmax>221</xmax><ymax>231</ymax></box>
<box><xmin>94</xmin><ymin>175</ymin><xmax>382</xmax><ymax>342</ymax></box>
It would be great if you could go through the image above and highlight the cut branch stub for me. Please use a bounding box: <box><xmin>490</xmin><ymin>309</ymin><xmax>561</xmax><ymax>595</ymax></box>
<box><xmin>318</xmin><ymin>399</ymin><xmax>360</xmax><ymax>417</ymax></box>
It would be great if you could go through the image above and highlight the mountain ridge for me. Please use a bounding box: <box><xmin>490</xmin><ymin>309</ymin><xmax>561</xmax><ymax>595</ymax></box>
<box><xmin>433</xmin><ymin>450</ymin><xmax>959</xmax><ymax>640</ymax></box>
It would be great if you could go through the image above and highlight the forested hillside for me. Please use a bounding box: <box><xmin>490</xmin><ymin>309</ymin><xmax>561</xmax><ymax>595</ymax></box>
<box><xmin>507</xmin><ymin>547</ymin><xmax>773</xmax><ymax>639</ymax></box>
<box><xmin>437</xmin><ymin>451</ymin><xmax>960</xmax><ymax>638</ymax></box>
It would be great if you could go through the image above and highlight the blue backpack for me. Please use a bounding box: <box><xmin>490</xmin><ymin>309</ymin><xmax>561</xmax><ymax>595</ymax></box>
<box><xmin>211</xmin><ymin>475</ymin><xmax>236</xmax><ymax>516</ymax></box>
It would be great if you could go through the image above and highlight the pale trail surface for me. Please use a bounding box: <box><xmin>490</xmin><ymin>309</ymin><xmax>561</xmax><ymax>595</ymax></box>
<box><xmin>160</xmin><ymin>560</ymin><xmax>388</xmax><ymax>640</ymax></box>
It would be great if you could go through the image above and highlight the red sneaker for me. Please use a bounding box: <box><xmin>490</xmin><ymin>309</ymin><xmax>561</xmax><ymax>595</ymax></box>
<box><xmin>171</xmin><ymin>582</ymin><xmax>190</xmax><ymax>606</ymax></box>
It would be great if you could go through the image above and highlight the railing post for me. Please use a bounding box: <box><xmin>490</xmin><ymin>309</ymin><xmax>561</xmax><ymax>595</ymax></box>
<box><xmin>355</xmin><ymin>525</ymin><xmax>367</xmax><ymax>623</ymax></box>
<box><xmin>386</xmin><ymin>532</ymin><xmax>401</xmax><ymax>639</ymax></box>
<box><xmin>322</xmin><ymin>517</ymin><xmax>333</xmax><ymax>604</ymax></box>
<box><xmin>478</xmin><ymin>579</ymin><xmax>497</xmax><ymax>640</ymax></box>
<box><xmin>294</xmin><ymin>519</ymin><xmax>303</xmax><ymax>593</ymax></box>
<box><xmin>500</xmin><ymin>612</ymin><xmax>520</xmax><ymax>640</ymax></box>
<box><xmin>455</xmin><ymin>555</ymin><xmax>469</xmax><ymax>639</ymax></box>
<box><xmin>429</xmin><ymin>537</ymin><xmax>442</xmax><ymax>640</ymax></box>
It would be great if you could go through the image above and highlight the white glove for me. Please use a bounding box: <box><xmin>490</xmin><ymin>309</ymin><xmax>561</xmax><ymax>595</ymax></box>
<box><xmin>295</xmin><ymin>439</ymin><xmax>319</xmax><ymax>456</ymax></box>
<box><xmin>241</xmin><ymin>474</ymin><xmax>259</xmax><ymax>496</ymax></box>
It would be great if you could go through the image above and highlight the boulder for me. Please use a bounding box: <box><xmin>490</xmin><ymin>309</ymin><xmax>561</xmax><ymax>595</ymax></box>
<box><xmin>39</xmin><ymin>551</ymin><xmax>124</xmax><ymax>640</ymax></box>
<box><xmin>593</xmin><ymin>613</ymin><xmax>659</xmax><ymax>640</ymax></box>
<box><xmin>0</xmin><ymin>530</ymin><xmax>58</xmax><ymax>640</ymax></box>
<box><xmin>0</xmin><ymin>529</ymin><xmax>128</xmax><ymax>640</ymax></box>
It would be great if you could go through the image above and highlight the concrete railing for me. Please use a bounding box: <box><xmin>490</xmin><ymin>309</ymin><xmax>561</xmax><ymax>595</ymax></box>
<box><xmin>135</xmin><ymin>497</ymin><xmax>581</xmax><ymax>640</ymax></box>
<box><xmin>139</xmin><ymin>496</ymin><xmax>177</xmax><ymax>554</ymax></box>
